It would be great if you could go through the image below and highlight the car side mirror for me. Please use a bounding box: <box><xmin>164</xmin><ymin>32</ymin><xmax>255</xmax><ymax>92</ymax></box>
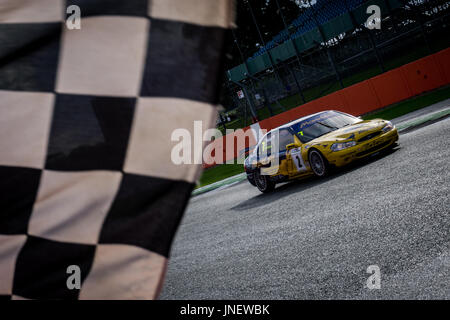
<box><xmin>286</xmin><ymin>143</ymin><xmax>300</xmax><ymax>151</ymax></box>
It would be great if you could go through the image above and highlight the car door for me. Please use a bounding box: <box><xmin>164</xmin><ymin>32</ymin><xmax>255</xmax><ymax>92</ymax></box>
<box><xmin>256</xmin><ymin>132</ymin><xmax>280</xmax><ymax>176</ymax></box>
<box><xmin>277</xmin><ymin>128</ymin><xmax>295</xmax><ymax>175</ymax></box>
<box><xmin>280</xmin><ymin>128</ymin><xmax>307</xmax><ymax>176</ymax></box>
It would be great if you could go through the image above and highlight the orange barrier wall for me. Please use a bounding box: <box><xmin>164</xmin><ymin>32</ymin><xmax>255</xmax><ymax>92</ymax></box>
<box><xmin>369</xmin><ymin>69</ymin><xmax>411</xmax><ymax>107</ymax></box>
<box><xmin>203</xmin><ymin>125</ymin><xmax>258</xmax><ymax>165</ymax></box>
<box><xmin>401</xmin><ymin>54</ymin><xmax>446</xmax><ymax>96</ymax></box>
<box><xmin>434</xmin><ymin>48</ymin><xmax>450</xmax><ymax>83</ymax></box>
<box><xmin>203</xmin><ymin>47</ymin><xmax>450</xmax><ymax>168</ymax></box>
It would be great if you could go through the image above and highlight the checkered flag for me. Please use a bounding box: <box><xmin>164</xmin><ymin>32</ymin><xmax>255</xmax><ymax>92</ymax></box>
<box><xmin>0</xmin><ymin>0</ymin><xmax>233</xmax><ymax>299</ymax></box>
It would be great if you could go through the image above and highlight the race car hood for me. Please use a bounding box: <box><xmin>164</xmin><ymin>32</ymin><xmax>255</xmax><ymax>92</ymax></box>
<box><xmin>307</xmin><ymin>119</ymin><xmax>387</xmax><ymax>144</ymax></box>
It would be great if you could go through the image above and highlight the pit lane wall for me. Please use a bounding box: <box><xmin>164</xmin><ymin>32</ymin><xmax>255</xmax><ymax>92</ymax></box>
<box><xmin>203</xmin><ymin>47</ymin><xmax>450</xmax><ymax>168</ymax></box>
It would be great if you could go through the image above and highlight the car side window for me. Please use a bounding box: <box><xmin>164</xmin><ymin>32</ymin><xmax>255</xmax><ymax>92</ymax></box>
<box><xmin>278</xmin><ymin>129</ymin><xmax>294</xmax><ymax>152</ymax></box>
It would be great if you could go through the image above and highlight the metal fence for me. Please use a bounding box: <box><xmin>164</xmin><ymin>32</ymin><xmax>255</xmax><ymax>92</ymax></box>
<box><xmin>220</xmin><ymin>0</ymin><xmax>450</xmax><ymax>129</ymax></box>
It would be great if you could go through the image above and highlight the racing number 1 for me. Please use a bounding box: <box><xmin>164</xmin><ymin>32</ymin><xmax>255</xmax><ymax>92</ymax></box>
<box><xmin>296</xmin><ymin>155</ymin><xmax>303</xmax><ymax>168</ymax></box>
<box><xmin>291</xmin><ymin>148</ymin><xmax>306</xmax><ymax>172</ymax></box>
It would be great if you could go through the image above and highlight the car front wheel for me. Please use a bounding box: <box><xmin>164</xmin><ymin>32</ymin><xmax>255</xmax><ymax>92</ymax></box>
<box><xmin>246</xmin><ymin>173</ymin><xmax>256</xmax><ymax>186</ymax></box>
<box><xmin>308</xmin><ymin>149</ymin><xmax>329</xmax><ymax>177</ymax></box>
<box><xmin>254</xmin><ymin>170</ymin><xmax>275</xmax><ymax>193</ymax></box>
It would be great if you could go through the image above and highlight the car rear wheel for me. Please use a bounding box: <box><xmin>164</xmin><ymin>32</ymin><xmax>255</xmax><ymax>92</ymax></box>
<box><xmin>255</xmin><ymin>170</ymin><xmax>275</xmax><ymax>193</ymax></box>
<box><xmin>308</xmin><ymin>149</ymin><xmax>329</xmax><ymax>177</ymax></box>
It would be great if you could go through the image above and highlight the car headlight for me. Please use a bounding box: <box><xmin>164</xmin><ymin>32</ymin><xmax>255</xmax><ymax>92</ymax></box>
<box><xmin>331</xmin><ymin>141</ymin><xmax>356</xmax><ymax>152</ymax></box>
<box><xmin>382</xmin><ymin>121</ymin><xmax>394</xmax><ymax>133</ymax></box>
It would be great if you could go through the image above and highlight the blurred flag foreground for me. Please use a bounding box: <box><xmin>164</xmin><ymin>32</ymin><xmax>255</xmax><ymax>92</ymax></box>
<box><xmin>0</xmin><ymin>0</ymin><xmax>233</xmax><ymax>299</ymax></box>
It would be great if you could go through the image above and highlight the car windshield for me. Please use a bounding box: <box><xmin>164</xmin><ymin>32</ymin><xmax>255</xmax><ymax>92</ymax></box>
<box><xmin>291</xmin><ymin>111</ymin><xmax>360</xmax><ymax>143</ymax></box>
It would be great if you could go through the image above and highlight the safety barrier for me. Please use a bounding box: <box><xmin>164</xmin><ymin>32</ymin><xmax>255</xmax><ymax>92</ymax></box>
<box><xmin>203</xmin><ymin>47</ymin><xmax>450</xmax><ymax>168</ymax></box>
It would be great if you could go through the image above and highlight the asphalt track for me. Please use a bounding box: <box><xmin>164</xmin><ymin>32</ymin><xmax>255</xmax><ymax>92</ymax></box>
<box><xmin>161</xmin><ymin>116</ymin><xmax>450</xmax><ymax>300</ymax></box>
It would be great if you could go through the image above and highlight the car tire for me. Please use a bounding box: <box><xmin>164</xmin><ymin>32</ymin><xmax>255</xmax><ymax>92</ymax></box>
<box><xmin>254</xmin><ymin>170</ymin><xmax>275</xmax><ymax>193</ymax></box>
<box><xmin>246</xmin><ymin>173</ymin><xmax>256</xmax><ymax>186</ymax></box>
<box><xmin>308</xmin><ymin>149</ymin><xmax>329</xmax><ymax>177</ymax></box>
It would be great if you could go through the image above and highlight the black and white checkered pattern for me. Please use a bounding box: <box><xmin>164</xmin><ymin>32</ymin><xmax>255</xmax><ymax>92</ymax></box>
<box><xmin>0</xmin><ymin>0</ymin><xmax>233</xmax><ymax>299</ymax></box>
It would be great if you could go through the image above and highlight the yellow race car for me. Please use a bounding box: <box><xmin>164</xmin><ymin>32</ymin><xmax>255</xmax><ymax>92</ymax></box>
<box><xmin>244</xmin><ymin>110</ymin><xmax>399</xmax><ymax>193</ymax></box>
